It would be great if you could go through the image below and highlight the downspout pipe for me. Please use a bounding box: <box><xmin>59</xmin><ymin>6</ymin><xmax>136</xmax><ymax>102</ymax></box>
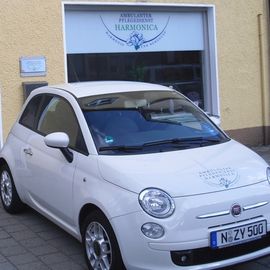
<box><xmin>258</xmin><ymin>10</ymin><xmax>269</xmax><ymax>145</ymax></box>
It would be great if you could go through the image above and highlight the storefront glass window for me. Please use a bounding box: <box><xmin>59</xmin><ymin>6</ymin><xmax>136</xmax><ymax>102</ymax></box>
<box><xmin>67</xmin><ymin>51</ymin><xmax>204</xmax><ymax>108</ymax></box>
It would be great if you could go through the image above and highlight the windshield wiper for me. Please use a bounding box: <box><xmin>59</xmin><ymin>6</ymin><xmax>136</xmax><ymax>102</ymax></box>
<box><xmin>99</xmin><ymin>145</ymin><xmax>143</xmax><ymax>152</ymax></box>
<box><xmin>142</xmin><ymin>137</ymin><xmax>221</xmax><ymax>147</ymax></box>
<box><xmin>99</xmin><ymin>137</ymin><xmax>222</xmax><ymax>152</ymax></box>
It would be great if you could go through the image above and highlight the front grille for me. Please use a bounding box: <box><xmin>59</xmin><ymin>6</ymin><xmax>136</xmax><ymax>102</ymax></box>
<box><xmin>171</xmin><ymin>233</ymin><xmax>270</xmax><ymax>266</ymax></box>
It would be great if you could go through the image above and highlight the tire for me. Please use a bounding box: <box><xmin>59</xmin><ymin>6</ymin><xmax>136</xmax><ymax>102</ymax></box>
<box><xmin>82</xmin><ymin>210</ymin><xmax>126</xmax><ymax>270</ymax></box>
<box><xmin>0</xmin><ymin>164</ymin><xmax>24</xmax><ymax>213</ymax></box>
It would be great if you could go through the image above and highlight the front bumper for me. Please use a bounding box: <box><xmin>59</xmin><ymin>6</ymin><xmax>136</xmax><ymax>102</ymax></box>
<box><xmin>171</xmin><ymin>232</ymin><xmax>270</xmax><ymax>266</ymax></box>
<box><xmin>111</xmin><ymin>182</ymin><xmax>270</xmax><ymax>270</ymax></box>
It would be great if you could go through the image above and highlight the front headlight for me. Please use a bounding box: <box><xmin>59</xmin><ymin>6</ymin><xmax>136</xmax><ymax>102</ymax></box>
<box><xmin>267</xmin><ymin>167</ymin><xmax>270</xmax><ymax>184</ymax></box>
<box><xmin>139</xmin><ymin>188</ymin><xmax>175</xmax><ymax>218</ymax></box>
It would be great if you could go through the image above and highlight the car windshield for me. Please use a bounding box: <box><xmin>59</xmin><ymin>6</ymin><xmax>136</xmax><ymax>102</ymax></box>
<box><xmin>79</xmin><ymin>90</ymin><xmax>229</xmax><ymax>155</ymax></box>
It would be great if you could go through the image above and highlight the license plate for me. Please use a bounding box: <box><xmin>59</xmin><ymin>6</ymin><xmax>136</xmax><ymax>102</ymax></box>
<box><xmin>210</xmin><ymin>220</ymin><xmax>267</xmax><ymax>249</ymax></box>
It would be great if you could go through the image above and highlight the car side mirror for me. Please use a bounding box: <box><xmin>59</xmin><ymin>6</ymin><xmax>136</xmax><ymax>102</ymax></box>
<box><xmin>44</xmin><ymin>132</ymin><xmax>73</xmax><ymax>163</ymax></box>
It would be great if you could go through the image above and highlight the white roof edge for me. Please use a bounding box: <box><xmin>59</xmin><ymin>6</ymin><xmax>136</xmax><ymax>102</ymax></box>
<box><xmin>48</xmin><ymin>81</ymin><xmax>173</xmax><ymax>98</ymax></box>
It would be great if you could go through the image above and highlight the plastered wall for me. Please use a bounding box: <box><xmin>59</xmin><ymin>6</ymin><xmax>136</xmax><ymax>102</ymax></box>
<box><xmin>0</xmin><ymin>0</ymin><xmax>65</xmax><ymax>139</ymax></box>
<box><xmin>0</xmin><ymin>0</ymin><xmax>269</xmax><ymax>143</ymax></box>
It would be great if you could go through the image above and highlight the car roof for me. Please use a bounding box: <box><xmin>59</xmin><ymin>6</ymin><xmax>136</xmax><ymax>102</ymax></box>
<box><xmin>49</xmin><ymin>81</ymin><xmax>173</xmax><ymax>98</ymax></box>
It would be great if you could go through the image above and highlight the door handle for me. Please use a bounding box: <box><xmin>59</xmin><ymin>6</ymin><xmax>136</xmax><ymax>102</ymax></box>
<box><xmin>23</xmin><ymin>148</ymin><xmax>33</xmax><ymax>156</ymax></box>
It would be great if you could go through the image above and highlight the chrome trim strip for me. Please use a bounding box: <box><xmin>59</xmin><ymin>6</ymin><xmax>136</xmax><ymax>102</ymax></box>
<box><xmin>243</xmin><ymin>201</ymin><xmax>269</xmax><ymax>211</ymax></box>
<box><xmin>197</xmin><ymin>210</ymin><xmax>230</xmax><ymax>219</ymax></box>
<box><xmin>197</xmin><ymin>201</ymin><xmax>269</xmax><ymax>219</ymax></box>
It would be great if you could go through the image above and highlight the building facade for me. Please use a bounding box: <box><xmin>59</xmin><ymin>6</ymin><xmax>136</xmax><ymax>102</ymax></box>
<box><xmin>0</xmin><ymin>0</ymin><xmax>269</xmax><ymax>146</ymax></box>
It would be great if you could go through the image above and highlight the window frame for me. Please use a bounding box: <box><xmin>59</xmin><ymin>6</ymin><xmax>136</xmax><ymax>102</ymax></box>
<box><xmin>19</xmin><ymin>93</ymin><xmax>89</xmax><ymax>156</ymax></box>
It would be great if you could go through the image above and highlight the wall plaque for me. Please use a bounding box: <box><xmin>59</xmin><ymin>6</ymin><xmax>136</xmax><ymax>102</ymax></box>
<box><xmin>20</xmin><ymin>56</ymin><xmax>46</xmax><ymax>77</ymax></box>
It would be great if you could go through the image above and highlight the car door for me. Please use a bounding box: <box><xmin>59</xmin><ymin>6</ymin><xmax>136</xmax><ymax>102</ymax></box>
<box><xmin>23</xmin><ymin>94</ymin><xmax>88</xmax><ymax>226</ymax></box>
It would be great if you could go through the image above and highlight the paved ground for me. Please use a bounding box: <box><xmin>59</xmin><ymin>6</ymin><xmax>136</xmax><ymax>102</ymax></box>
<box><xmin>0</xmin><ymin>146</ymin><xmax>270</xmax><ymax>270</ymax></box>
<box><xmin>0</xmin><ymin>205</ymin><xmax>87</xmax><ymax>270</ymax></box>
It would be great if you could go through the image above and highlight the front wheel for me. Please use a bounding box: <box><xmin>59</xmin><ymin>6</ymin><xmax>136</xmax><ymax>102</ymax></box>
<box><xmin>0</xmin><ymin>164</ymin><xmax>24</xmax><ymax>213</ymax></box>
<box><xmin>82</xmin><ymin>211</ymin><xmax>126</xmax><ymax>270</ymax></box>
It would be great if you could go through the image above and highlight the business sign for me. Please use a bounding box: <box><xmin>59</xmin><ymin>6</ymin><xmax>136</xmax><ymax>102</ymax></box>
<box><xmin>65</xmin><ymin>10</ymin><xmax>204</xmax><ymax>53</ymax></box>
<box><xmin>100</xmin><ymin>12</ymin><xmax>170</xmax><ymax>50</ymax></box>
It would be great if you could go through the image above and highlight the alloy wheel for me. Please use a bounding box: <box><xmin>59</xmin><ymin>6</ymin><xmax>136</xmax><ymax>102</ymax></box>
<box><xmin>0</xmin><ymin>170</ymin><xmax>12</xmax><ymax>207</ymax></box>
<box><xmin>85</xmin><ymin>221</ymin><xmax>112</xmax><ymax>270</ymax></box>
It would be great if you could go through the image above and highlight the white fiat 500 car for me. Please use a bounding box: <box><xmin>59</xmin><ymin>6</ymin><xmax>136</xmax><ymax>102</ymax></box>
<box><xmin>1</xmin><ymin>81</ymin><xmax>270</xmax><ymax>270</ymax></box>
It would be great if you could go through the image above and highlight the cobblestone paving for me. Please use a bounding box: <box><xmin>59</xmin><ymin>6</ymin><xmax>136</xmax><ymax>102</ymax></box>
<box><xmin>0</xmin><ymin>204</ymin><xmax>87</xmax><ymax>270</ymax></box>
<box><xmin>0</xmin><ymin>146</ymin><xmax>269</xmax><ymax>270</ymax></box>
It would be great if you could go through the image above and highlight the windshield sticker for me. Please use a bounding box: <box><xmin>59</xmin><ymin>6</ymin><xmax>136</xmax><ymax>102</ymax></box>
<box><xmin>199</xmin><ymin>167</ymin><xmax>239</xmax><ymax>188</ymax></box>
<box><xmin>105</xmin><ymin>136</ymin><xmax>114</xmax><ymax>144</ymax></box>
<box><xmin>201</xmin><ymin>123</ymin><xmax>218</xmax><ymax>135</ymax></box>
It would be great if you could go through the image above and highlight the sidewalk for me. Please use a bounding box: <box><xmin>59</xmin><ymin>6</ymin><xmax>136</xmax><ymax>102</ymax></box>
<box><xmin>252</xmin><ymin>145</ymin><xmax>270</xmax><ymax>164</ymax></box>
<box><xmin>0</xmin><ymin>205</ymin><xmax>87</xmax><ymax>270</ymax></box>
<box><xmin>0</xmin><ymin>146</ymin><xmax>270</xmax><ymax>270</ymax></box>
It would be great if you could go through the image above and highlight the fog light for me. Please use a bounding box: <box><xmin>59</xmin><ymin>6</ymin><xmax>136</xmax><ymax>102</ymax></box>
<box><xmin>141</xmin><ymin>223</ymin><xmax>164</xmax><ymax>239</ymax></box>
<box><xmin>180</xmin><ymin>255</ymin><xmax>188</xmax><ymax>262</ymax></box>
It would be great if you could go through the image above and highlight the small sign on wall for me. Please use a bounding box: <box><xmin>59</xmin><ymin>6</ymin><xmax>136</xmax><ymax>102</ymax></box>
<box><xmin>20</xmin><ymin>56</ymin><xmax>46</xmax><ymax>77</ymax></box>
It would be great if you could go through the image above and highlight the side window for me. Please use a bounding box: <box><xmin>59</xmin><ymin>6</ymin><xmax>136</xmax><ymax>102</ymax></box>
<box><xmin>19</xmin><ymin>95</ymin><xmax>43</xmax><ymax>129</ymax></box>
<box><xmin>37</xmin><ymin>96</ymin><xmax>87</xmax><ymax>154</ymax></box>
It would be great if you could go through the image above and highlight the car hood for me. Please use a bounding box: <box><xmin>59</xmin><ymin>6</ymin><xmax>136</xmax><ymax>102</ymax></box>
<box><xmin>97</xmin><ymin>140</ymin><xmax>268</xmax><ymax>197</ymax></box>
